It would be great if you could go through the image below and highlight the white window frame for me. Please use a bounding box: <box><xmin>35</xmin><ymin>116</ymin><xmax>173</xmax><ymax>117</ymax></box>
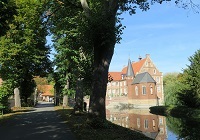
<box><xmin>142</xmin><ymin>86</ymin><xmax>146</xmax><ymax>95</ymax></box>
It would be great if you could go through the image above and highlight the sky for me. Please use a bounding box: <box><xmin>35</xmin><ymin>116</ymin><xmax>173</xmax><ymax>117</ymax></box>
<box><xmin>109</xmin><ymin>1</ymin><xmax>200</xmax><ymax>74</ymax></box>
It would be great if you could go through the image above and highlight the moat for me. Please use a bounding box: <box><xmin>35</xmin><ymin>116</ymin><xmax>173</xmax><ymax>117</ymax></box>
<box><xmin>106</xmin><ymin>108</ymin><xmax>200</xmax><ymax>140</ymax></box>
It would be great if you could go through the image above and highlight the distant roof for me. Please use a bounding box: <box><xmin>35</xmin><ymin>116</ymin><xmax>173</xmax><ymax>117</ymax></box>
<box><xmin>122</xmin><ymin>58</ymin><xmax>146</xmax><ymax>74</ymax></box>
<box><xmin>126</xmin><ymin>59</ymin><xmax>134</xmax><ymax>77</ymax></box>
<box><xmin>133</xmin><ymin>72</ymin><xmax>156</xmax><ymax>84</ymax></box>
<box><xmin>37</xmin><ymin>85</ymin><xmax>54</xmax><ymax>96</ymax></box>
<box><xmin>109</xmin><ymin>72</ymin><xmax>122</xmax><ymax>81</ymax></box>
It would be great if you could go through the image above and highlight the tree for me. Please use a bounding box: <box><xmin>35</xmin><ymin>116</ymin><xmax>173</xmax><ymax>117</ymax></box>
<box><xmin>178</xmin><ymin>49</ymin><xmax>200</xmax><ymax>108</ymax></box>
<box><xmin>48</xmin><ymin>0</ymin><xmax>199</xmax><ymax>119</ymax></box>
<box><xmin>163</xmin><ymin>73</ymin><xmax>185</xmax><ymax>106</ymax></box>
<box><xmin>0</xmin><ymin>0</ymin><xmax>17</xmax><ymax>36</ymax></box>
<box><xmin>0</xmin><ymin>0</ymin><xmax>52</xmax><ymax>104</ymax></box>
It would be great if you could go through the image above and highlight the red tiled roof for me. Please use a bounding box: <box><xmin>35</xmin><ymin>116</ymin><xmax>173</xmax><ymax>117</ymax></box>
<box><xmin>121</xmin><ymin>58</ymin><xmax>146</xmax><ymax>74</ymax></box>
<box><xmin>109</xmin><ymin>72</ymin><xmax>122</xmax><ymax>81</ymax></box>
<box><xmin>37</xmin><ymin>85</ymin><xmax>54</xmax><ymax>96</ymax></box>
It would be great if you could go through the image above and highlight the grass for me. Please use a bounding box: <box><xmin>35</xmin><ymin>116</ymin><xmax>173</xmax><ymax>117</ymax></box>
<box><xmin>0</xmin><ymin>107</ymin><xmax>34</xmax><ymax>124</ymax></box>
<box><xmin>55</xmin><ymin>106</ymin><xmax>153</xmax><ymax>140</ymax></box>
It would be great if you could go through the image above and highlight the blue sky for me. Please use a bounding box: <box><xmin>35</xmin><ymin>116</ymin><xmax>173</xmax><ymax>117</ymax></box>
<box><xmin>109</xmin><ymin>2</ymin><xmax>200</xmax><ymax>74</ymax></box>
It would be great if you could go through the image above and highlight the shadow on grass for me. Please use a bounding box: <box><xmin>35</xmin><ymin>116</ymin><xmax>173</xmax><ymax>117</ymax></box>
<box><xmin>55</xmin><ymin>107</ymin><xmax>153</xmax><ymax>140</ymax></box>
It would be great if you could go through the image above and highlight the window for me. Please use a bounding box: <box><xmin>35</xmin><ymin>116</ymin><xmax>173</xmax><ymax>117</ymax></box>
<box><xmin>137</xmin><ymin>118</ymin><xmax>140</xmax><ymax>128</ymax></box>
<box><xmin>152</xmin><ymin>119</ymin><xmax>156</xmax><ymax>130</ymax></box>
<box><xmin>116</xmin><ymin>82</ymin><xmax>118</xmax><ymax>86</ymax></box>
<box><xmin>159</xmin><ymin>118</ymin><xmax>163</xmax><ymax>125</ymax></box>
<box><xmin>116</xmin><ymin>89</ymin><xmax>118</xmax><ymax>94</ymax></box>
<box><xmin>124</xmin><ymin>88</ymin><xmax>127</xmax><ymax>94</ymax></box>
<box><xmin>150</xmin><ymin>85</ymin><xmax>153</xmax><ymax>94</ymax></box>
<box><xmin>112</xmin><ymin>82</ymin><xmax>115</xmax><ymax>86</ymax></box>
<box><xmin>135</xmin><ymin>86</ymin><xmax>138</xmax><ymax>96</ymax></box>
<box><xmin>142</xmin><ymin>86</ymin><xmax>146</xmax><ymax>95</ymax></box>
<box><xmin>157</xmin><ymin>86</ymin><xmax>161</xmax><ymax>92</ymax></box>
<box><xmin>154</xmin><ymin>69</ymin><xmax>156</xmax><ymax>74</ymax></box>
<box><xmin>156</xmin><ymin>77</ymin><xmax>160</xmax><ymax>83</ymax></box>
<box><xmin>144</xmin><ymin>119</ymin><xmax>148</xmax><ymax>129</ymax></box>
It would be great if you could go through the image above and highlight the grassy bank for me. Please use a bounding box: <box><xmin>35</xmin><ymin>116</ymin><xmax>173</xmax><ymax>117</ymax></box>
<box><xmin>150</xmin><ymin>106</ymin><xmax>200</xmax><ymax>120</ymax></box>
<box><xmin>55</xmin><ymin>106</ymin><xmax>152</xmax><ymax>140</ymax></box>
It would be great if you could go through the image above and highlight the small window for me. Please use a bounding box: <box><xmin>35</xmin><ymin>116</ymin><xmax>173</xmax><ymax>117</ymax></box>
<box><xmin>159</xmin><ymin>118</ymin><xmax>163</xmax><ymax>125</ymax></box>
<box><xmin>153</xmin><ymin>69</ymin><xmax>156</xmax><ymax>74</ymax></box>
<box><xmin>157</xmin><ymin>86</ymin><xmax>161</xmax><ymax>92</ymax></box>
<box><xmin>137</xmin><ymin>118</ymin><xmax>140</xmax><ymax>128</ymax></box>
<box><xmin>156</xmin><ymin>77</ymin><xmax>160</xmax><ymax>83</ymax></box>
<box><xmin>150</xmin><ymin>86</ymin><xmax>153</xmax><ymax>94</ymax></box>
<box><xmin>144</xmin><ymin>119</ymin><xmax>148</xmax><ymax>129</ymax></box>
<box><xmin>112</xmin><ymin>82</ymin><xmax>115</xmax><ymax>86</ymax></box>
<box><xmin>142</xmin><ymin>86</ymin><xmax>146</xmax><ymax>95</ymax></box>
<box><xmin>135</xmin><ymin>86</ymin><xmax>138</xmax><ymax>96</ymax></box>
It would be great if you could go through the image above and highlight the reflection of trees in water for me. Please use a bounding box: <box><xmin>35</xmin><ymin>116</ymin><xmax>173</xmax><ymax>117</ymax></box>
<box><xmin>166</xmin><ymin>116</ymin><xmax>200</xmax><ymax>140</ymax></box>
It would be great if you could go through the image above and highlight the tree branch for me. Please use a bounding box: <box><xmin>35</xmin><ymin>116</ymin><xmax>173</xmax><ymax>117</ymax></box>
<box><xmin>80</xmin><ymin>0</ymin><xmax>90</xmax><ymax>17</ymax></box>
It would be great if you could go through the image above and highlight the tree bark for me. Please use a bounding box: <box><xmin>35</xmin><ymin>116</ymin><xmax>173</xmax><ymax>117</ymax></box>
<box><xmin>88</xmin><ymin>17</ymin><xmax>116</xmax><ymax>119</ymax></box>
<box><xmin>74</xmin><ymin>78</ymin><xmax>83</xmax><ymax>112</ymax></box>
<box><xmin>80</xmin><ymin>0</ymin><xmax>119</xmax><ymax>119</ymax></box>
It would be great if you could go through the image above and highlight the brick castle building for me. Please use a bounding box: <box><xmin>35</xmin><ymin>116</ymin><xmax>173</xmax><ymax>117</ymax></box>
<box><xmin>106</xmin><ymin>54</ymin><xmax>164</xmax><ymax>108</ymax></box>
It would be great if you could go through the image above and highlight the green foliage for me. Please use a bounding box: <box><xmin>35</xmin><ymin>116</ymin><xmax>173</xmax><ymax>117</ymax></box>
<box><xmin>0</xmin><ymin>0</ymin><xmax>17</xmax><ymax>36</ymax></box>
<box><xmin>178</xmin><ymin>49</ymin><xmax>200</xmax><ymax>108</ymax></box>
<box><xmin>163</xmin><ymin>73</ymin><xmax>185</xmax><ymax>106</ymax></box>
<box><xmin>48</xmin><ymin>1</ymin><xmax>93</xmax><ymax>98</ymax></box>
<box><xmin>0</xmin><ymin>81</ymin><xmax>13</xmax><ymax>113</ymax></box>
<box><xmin>0</xmin><ymin>0</ymin><xmax>52</xmax><ymax>104</ymax></box>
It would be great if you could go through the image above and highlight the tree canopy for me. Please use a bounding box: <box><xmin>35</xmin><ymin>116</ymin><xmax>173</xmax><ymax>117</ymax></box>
<box><xmin>0</xmin><ymin>0</ymin><xmax>52</xmax><ymax>105</ymax></box>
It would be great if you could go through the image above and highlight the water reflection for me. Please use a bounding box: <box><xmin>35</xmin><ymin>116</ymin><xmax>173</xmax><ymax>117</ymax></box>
<box><xmin>106</xmin><ymin>108</ymin><xmax>167</xmax><ymax>140</ymax></box>
<box><xmin>166</xmin><ymin>116</ymin><xmax>200</xmax><ymax>140</ymax></box>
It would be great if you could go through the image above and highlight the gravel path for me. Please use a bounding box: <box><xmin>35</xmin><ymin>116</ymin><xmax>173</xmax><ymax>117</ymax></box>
<box><xmin>0</xmin><ymin>102</ymin><xmax>76</xmax><ymax>140</ymax></box>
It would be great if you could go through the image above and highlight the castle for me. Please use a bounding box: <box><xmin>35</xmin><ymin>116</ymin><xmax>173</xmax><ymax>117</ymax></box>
<box><xmin>106</xmin><ymin>54</ymin><xmax>164</xmax><ymax>108</ymax></box>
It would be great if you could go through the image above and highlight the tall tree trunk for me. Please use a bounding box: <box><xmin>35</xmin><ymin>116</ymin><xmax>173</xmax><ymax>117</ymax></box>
<box><xmin>81</xmin><ymin>0</ymin><xmax>118</xmax><ymax>119</ymax></box>
<box><xmin>63</xmin><ymin>80</ymin><xmax>69</xmax><ymax>107</ymax></box>
<box><xmin>88</xmin><ymin>40</ymin><xmax>115</xmax><ymax>119</ymax></box>
<box><xmin>75</xmin><ymin>78</ymin><xmax>83</xmax><ymax>111</ymax></box>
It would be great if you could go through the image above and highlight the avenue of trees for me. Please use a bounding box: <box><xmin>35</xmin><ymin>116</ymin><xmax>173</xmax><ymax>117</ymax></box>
<box><xmin>164</xmin><ymin>49</ymin><xmax>200</xmax><ymax>108</ymax></box>
<box><xmin>0</xmin><ymin>0</ymin><xmax>199</xmax><ymax>119</ymax></box>
<box><xmin>0</xmin><ymin>0</ymin><xmax>52</xmax><ymax>111</ymax></box>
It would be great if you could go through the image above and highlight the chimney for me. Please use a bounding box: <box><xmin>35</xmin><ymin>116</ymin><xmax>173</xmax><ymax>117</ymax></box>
<box><xmin>146</xmin><ymin>54</ymin><xmax>150</xmax><ymax>58</ymax></box>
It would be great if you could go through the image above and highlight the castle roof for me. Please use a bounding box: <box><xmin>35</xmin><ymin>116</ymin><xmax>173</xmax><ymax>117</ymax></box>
<box><xmin>132</xmin><ymin>72</ymin><xmax>156</xmax><ymax>84</ymax></box>
<box><xmin>126</xmin><ymin>59</ymin><xmax>134</xmax><ymax>77</ymax></box>
<box><xmin>122</xmin><ymin>58</ymin><xmax>146</xmax><ymax>75</ymax></box>
<box><xmin>109</xmin><ymin>72</ymin><xmax>122</xmax><ymax>81</ymax></box>
<box><xmin>37</xmin><ymin>85</ymin><xmax>54</xmax><ymax>96</ymax></box>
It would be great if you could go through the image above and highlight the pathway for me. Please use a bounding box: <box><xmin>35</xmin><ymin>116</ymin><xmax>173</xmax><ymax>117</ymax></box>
<box><xmin>0</xmin><ymin>102</ymin><xmax>76</xmax><ymax>140</ymax></box>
